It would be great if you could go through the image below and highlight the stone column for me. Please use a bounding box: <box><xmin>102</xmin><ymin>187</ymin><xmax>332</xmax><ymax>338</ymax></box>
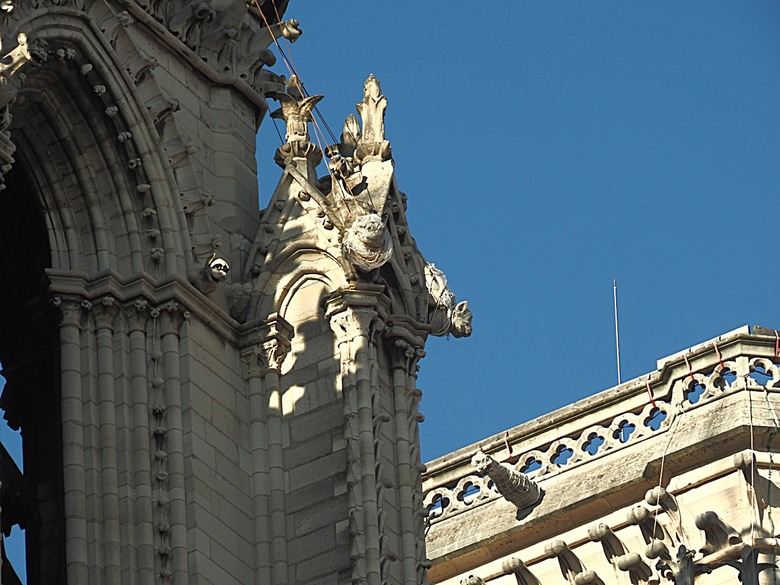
<box><xmin>242</xmin><ymin>315</ymin><xmax>293</xmax><ymax>585</ymax></box>
<box><xmin>387</xmin><ymin>327</ymin><xmax>428</xmax><ymax>585</ymax></box>
<box><xmin>158</xmin><ymin>301</ymin><xmax>189</xmax><ymax>585</ymax></box>
<box><xmin>54</xmin><ymin>296</ymin><xmax>89</xmax><ymax>584</ymax></box>
<box><xmin>327</xmin><ymin>285</ymin><xmax>389</xmax><ymax>585</ymax></box>
<box><xmin>127</xmin><ymin>299</ymin><xmax>155</xmax><ymax>585</ymax></box>
<box><xmin>93</xmin><ymin>297</ymin><xmax>122</xmax><ymax>585</ymax></box>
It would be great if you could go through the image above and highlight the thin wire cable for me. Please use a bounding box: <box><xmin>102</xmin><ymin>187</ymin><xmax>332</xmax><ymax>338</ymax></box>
<box><xmin>267</xmin><ymin>0</ymin><xmax>341</xmax><ymax>144</ymax></box>
<box><xmin>256</xmin><ymin>0</ymin><xmax>373</xmax><ymax>214</ymax></box>
<box><xmin>749</xmin><ymin>376</ymin><xmax>756</xmax><ymax>545</ymax></box>
<box><xmin>651</xmin><ymin>398</ymin><xmax>685</xmax><ymax>540</ymax></box>
<box><xmin>270</xmin><ymin>117</ymin><xmax>284</xmax><ymax>144</ymax></box>
<box><xmin>763</xmin><ymin>386</ymin><xmax>779</xmax><ymax>527</ymax></box>
<box><xmin>252</xmin><ymin>0</ymin><xmax>296</xmax><ymax>79</ymax></box>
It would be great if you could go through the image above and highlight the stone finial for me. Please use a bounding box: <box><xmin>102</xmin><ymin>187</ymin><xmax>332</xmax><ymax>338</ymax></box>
<box><xmin>270</xmin><ymin>78</ymin><xmax>324</xmax><ymax>167</ymax></box>
<box><xmin>471</xmin><ymin>450</ymin><xmax>541</xmax><ymax>511</ymax></box>
<box><xmin>356</xmin><ymin>74</ymin><xmax>386</xmax><ymax>143</ymax></box>
<box><xmin>270</xmin><ymin>82</ymin><xmax>324</xmax><ymax>144</ymax></box>
<box><xmin>355</xmin><ymin>74</ymin><xmax>391</xmax><ymax>162</ymax></box>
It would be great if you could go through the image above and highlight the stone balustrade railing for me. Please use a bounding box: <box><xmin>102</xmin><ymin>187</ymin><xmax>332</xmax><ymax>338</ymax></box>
<box><xmin>422</xmin><ymin>327</ymin><xmax>780</xmax><ymax>526</ymax></box>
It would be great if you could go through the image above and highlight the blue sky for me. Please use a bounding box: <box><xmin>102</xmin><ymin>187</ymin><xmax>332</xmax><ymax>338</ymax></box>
<box><xmin>3</xmin><ymin>2</ymin><xmax>780</xmax><ymax>579</ymax></box>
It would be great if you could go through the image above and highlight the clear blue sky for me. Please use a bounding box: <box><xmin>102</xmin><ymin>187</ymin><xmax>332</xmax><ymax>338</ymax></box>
<box><xmin>3</xmin><ymin>2</ymin><xmax>780</xmax><ymax>579</ymax></box>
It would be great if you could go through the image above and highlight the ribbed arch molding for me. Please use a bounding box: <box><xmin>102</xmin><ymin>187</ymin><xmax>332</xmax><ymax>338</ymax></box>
<box><xmin>9</xmin><ymin>8</ymin><xmax>193</xmax><ymax>278</ymax></box>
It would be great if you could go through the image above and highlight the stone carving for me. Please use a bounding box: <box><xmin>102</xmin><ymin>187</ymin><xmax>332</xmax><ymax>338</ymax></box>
<box><xmin>502</xmin><ymin>557</ymin><xmax>542</xmax><ymax>585</ymax></box>
<box><xmin>651</xmin><ymin>544</ymin><xmax>711</xmax><ymax>585</ymax></box>
<box><xmin>588</xmin><ymin>523</ymin><xmax>653</xmax><ymax>584</ymax></box>
<box><xmin>471</xmin><ymin>450</ymin><xmax>541</xmax><ymax>512</ymax></box>
<box><xmin>451</xmin><ymin>301</ymin><xmax>472</xmax><ymax>338</ymax></box>
<box><xmin>545</xmin><ymin>540</ymin><xmax>604</xmax><ymax>585</ymax></box>
<box><xmin>695</xmin><ymin>511</ymin><xmax>741</xmax><ymax>555</ymax></box>
<box><xmin>720</xmin><ymin>544</ymin><xmax>778</xmax><ymax>584</ymax></box>
<box><xmin>425</xmin><ymin>263</ymin><xmax>473</xmax><ymax>338</ymax></box>
<box><xmin>355</xmin><ymin>74</ymin><xmax>390</xmax><ymax>163</ymax></box>
<box><xmin>169</xmin><ymin>2</ymin><xmax>216</xmax><ymax>49</ymax></box>
<box><xmin>342</xmin><ymin>213</ymin><xmax>393</xmax><ymax>272</ymax></box>
<box><xmin>270</xmin><ymin>84</ymin><xmax>323</xmax><ymax>144</ymax></box>
<box><xmin>0</xmin><ymin>33</ymin><xmax>47</xmax><ymax>105</ymax></box>
<box><xmin>0</xmin><ymin>31</ymin><xmax>46</xmax><ymax>189</ymax></box>
<box><xmin>425</xmin><ymin>263</ymin><xmax>455</xmax><ymax>308</ymax></box>
<box><xmin>206</xmin><ymin>254</ymin><xmax>230</xmax><ymax>282</ymax></box>
<box><xmin>269</xmin><ymin>79</ymin><xmax>324</xmax><ymax>166</ymax></box>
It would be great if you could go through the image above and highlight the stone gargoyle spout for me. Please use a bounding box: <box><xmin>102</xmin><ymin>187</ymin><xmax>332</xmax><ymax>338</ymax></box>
<box><xmin>471</xmin><ymin>450</ymin><xmax>542</xmax><ymax>511</ymax></box>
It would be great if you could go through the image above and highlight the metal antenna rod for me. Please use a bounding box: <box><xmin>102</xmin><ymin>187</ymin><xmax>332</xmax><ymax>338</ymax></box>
<box><xmin>613</xmin><ymin>279</ymin><xmax>622</xmax><ymax>385</ymax></box>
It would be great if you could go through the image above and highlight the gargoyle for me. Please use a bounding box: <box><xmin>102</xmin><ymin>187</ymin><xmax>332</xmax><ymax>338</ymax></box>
<box><xmin>472</xmin><ymin>450</ymin><xmax>542</xmax><ymax>511</ymax></box>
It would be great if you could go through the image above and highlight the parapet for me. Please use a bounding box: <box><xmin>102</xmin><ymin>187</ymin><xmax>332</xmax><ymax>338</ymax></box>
<box><xmin>424</xmin><ymin>326</ymin><xmax>780</xmax><ymax>584</ymax></box>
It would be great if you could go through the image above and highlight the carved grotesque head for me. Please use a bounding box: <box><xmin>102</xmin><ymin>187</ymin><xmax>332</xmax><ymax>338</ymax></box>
<box><xmin>471</xmin><ymin>450</ymin><xmax>495</xmax><ymax>475</ymax></box>
<box><xmin>207</xmin><ymin>256</ymin><xmax>230</xmax><ymax>281</ymax></box>
<box><xmin>352</xmin><ymin>213</ymin><xmax>385</xmax><ymax>247</ymax></box>
<box><xmin>342</xmin><ymin>213</ymin><xmax>393</xmax><ymax>272</ymax></box>
<box><xmin>20</xmin><ymin>33</ymin><xmax>48</xmax><ymax>65</ymax></box>
<box><xmin>450</xmin><ymin>301</ymin><xmax>473</xmax><ymax>338</ymax></box>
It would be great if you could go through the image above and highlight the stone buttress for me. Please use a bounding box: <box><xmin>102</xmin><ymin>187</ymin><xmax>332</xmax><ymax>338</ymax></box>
<box><xmin>0</xmin><ymin>2</ymin><xmax>470</xmax><ymax>585</ymax></box>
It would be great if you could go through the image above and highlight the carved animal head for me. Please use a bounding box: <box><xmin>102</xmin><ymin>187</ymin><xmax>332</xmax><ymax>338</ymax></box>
<box><xmin>18</xmin><ymin>33</ymin><xmax>48</xmax><ymax>66</ymax></box>
<box><xmin>207</xmin><ymin>255</ymin><xmax>230</xmax><ymax>281</ymax></box>
<box><xmin>450</xmin><ymin>300</ymin><xmax>472</xmax><ymax>338</ymax></box>
<box><xmin>471</xmin><ymin>450</ymin><xmax>496</xmax><ymax>475</ymax></box>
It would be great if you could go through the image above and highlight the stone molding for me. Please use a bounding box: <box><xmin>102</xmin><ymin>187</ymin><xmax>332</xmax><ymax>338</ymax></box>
<box><xmin>239</xmin><ymin>312</ymin><xmax>293</xmax><ymax>379</ymax></box>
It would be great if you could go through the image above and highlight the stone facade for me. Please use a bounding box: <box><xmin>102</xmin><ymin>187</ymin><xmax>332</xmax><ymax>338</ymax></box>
<box><xmin>0</xmin><ymin>2</ymin><xmax>469</xmax><ymax>584</ymax></box>
<box><xmin>423</xmin><ymin>326</ymin><xmax>780</xmax><ymax>585</ymax></box>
